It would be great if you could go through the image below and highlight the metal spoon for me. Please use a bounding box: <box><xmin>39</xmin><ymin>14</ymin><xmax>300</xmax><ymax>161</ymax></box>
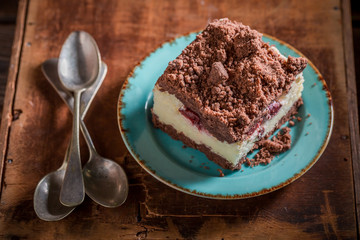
<box><xmin>82</xmin><ymin>128</ymin><xmax>128</xmax><ymax>207</ymax></box>
<box><xmin>33</xmin><ymin>146</ymin><xmax>73</xmax><ymax>221</ymax></box>
<box><xmin>34</xmin><ymin>58</ymin><xmax>107</xmax><ymax>221</ymax></box>
<box><xmin>43</xmin><ymin>59</ymin><xmax>129</xmax><ymax>208</ymax></box>
<box><xmin>58</xmin><ymin>31</ymin><xmax>101</xmax><ymax>207</ymax></box>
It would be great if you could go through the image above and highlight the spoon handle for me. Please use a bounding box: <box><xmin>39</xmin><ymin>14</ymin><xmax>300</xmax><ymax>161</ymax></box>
<box><xmin>60</xmin><ymin>90</ymin><xmax>85</xmax><ymax>207</ymax></box>
<box><xmin>80</xmin><ymin>119</ymin><xmax>97</xmax><ymax>156</ymax></box>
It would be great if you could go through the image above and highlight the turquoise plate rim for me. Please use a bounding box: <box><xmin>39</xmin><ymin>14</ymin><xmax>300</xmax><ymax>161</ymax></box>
<box><xmin>117</xmin><ymin>32</ymin><xmax>334</xmax><ymax>200</ymax></box>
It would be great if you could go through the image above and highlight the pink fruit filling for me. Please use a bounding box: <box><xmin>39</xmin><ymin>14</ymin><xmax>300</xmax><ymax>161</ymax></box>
<box><xmin>247</xmin><ymin>101</ymin><xmax>282</xmax><ymax>136</ymax></box>
<box><xmin>179</xmin><ymin>107</ymin><xmax>203</xmax><ymax>130</ymax></box>
<box><xmin>180</xmin><ymin>100</ymin><xmax>282</xmax><ymax>136</ymax></box>
<box><xmin>247</xmin><ymin>119</ymin><xmax>263</xmax><ymax>136</ymax></box>
<box><xmin>268</xmin><ymin>101</ymin><xmax>282</xmax><ymax>117</ymax></box>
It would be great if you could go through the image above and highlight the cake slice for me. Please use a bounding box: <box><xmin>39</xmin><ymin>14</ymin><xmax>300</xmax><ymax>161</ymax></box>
<box><xmin>152</xmin><ymin>18</ymin><xmax>307</xmax><ymax>170</ymax></box>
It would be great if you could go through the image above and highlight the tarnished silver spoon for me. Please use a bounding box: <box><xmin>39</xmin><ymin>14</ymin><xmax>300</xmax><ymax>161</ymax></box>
<box><xmin>58</xmin><ymin>31</ymin><xmax>101</xmax><ymax>207</ymax></box>
<box><xmin>34</xmin><ymin>58</ymin><xmax>106</xmax><ymax>221</ymax></box>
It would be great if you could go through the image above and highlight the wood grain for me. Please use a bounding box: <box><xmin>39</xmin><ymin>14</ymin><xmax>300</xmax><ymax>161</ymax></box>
<box><xmin>0</xmin><ymin>0</ymin><xmax>358</xmax><ymax>239</ymax></box>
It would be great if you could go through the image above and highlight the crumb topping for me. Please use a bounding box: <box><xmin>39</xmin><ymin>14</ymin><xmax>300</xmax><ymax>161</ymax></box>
<box><xmin>156</xmin><ymin>18</ymin><xmax>307</xmax><ymax>142</ymax></box>
<box><xmin>245</xmin><ymin>127</ymin><xmax>292</xmax><ymax>167</ymax></box>
<box><xmin>217</xmin><ymin>169</ymin><xmax>225</xmax><ymax>177</ymax></box>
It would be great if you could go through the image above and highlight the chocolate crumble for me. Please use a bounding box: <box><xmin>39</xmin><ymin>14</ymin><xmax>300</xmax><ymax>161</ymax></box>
<box><xmin>246</xmin><ymin>127</ymin><xmax>292</xmax><ymax>167</ymax></box>
<box><xmin>217</xmin><ymin>169</ymin><xmax>225</xmax><ymax>177</ymax></box>
<box><xmin>156</xmin><ymin>18</ymin><xmax>307</xmax><ymax>143</ymax></box>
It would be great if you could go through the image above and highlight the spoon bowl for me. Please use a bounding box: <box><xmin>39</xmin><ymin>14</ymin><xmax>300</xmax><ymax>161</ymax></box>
<box><xmin>33</xmin><ymin>149</ymin><xmax>75</xmax><ymax>221</ymax></box>
<box><xmin>58</xmin><ymin>31</ymin><xmax>101</xmax><ymax>91</ymax></box>
<box><xmin>83</xmin><ymin>154</ymin><xmax>128</xmax><ymax>207</ymax></box>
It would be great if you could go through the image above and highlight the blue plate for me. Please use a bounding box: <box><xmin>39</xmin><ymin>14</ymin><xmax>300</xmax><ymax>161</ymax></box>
<box><xmin>118</xmin><ymin>33</ymin><xmax>333</xmax><ymax>199</ymax></box>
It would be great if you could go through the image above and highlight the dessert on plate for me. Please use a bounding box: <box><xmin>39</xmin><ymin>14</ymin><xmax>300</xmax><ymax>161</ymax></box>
<box><xmin>151</xmin><ymin>18</ymin><xmax>307</xmax><ymax>170</ymax></box>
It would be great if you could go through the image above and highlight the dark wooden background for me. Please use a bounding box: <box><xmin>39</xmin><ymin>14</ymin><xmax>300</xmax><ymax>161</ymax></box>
<box><xmin>353</xmin><ymin>1</ymin><xmax>360</xmax><ymax>113</ymax></box>
<box><xmin>0</xmin><ymin>0</ymin><xmax>359</xmax><ymax>239</ymax></box>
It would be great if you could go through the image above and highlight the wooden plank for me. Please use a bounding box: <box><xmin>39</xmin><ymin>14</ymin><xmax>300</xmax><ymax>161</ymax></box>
<box><xmin>0</xmin><ymin>0</ymin><xmax>27</xmax><ymax>193</ymax></box>
<box><xmin>343</xmin><ymin>0</ymin><xmax>360</xmax><ymax>235</ymax></box>
<box><xmin>0</xmin><ymin>0</ymin><xmax>19</xmax><ymax>125</ymax></box>
<box><xmin>0</xmin><ymin>24</ymin><xmax>16</xmax><ymax>118</ymax></box>
<box><xmin>0</xmin><ymin>0</ymin><xmax>357</xmax><ymax>239</ymax></box>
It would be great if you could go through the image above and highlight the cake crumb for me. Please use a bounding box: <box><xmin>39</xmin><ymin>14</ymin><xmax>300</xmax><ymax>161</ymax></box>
<box><xmin>204</xmin><ymin>166</ymin><xmax>210</xmax><ymax>170</ymax></box>
<box><xmin>245</xmin><ymin>157</ymin><xmax>252</xmax><ymax>167</ymax></box>
<box><xmin>241</xmin><ymin>170</ymin><xmax>244</xmax><ymax>172</ymax></box>
<box><xmin>305</xmin><ymin>132</ymin><xmax>309</xmax><ymax>136</ymax></box>
<box><xmin>217</xmin><ymin>169</ymin><xmax>225</xmax><ymax>177</ymax></box>
<box><xmin>292</xmin><ymin>116</ymin><xmax>296</xmax><ymax>120</ymax></box>
<box><xmin>246</xmin><ymin>127</ymin><xmax>292</xmax><ymax>166</ymax></box>
<box><xmin>182</xmin><ymin>145</ymin><xmax>187</xmax><ymax>149</ymax></box>
<box><xmin>309</xmin><ymin>122</ymin><xmax>312</xmax><ymax>125</ymax></box>
<box><xmin>297</xmin><ymin>116</ymin><xmax>302</xmax><ymax>121</ymax></box>
<box><xmin>289</xmin><ymin>120</ymin><xmax>295</xmax><ymax>126</ymax></box>
<box><xmin>307</xmin><ymin>113</ymin><xmax>311</xmax><ymax>118</ymax></box>
<box><xmin>312</xmin><ymin>83</ymin><xmax>317</xmax><ymax>87</ymax></box>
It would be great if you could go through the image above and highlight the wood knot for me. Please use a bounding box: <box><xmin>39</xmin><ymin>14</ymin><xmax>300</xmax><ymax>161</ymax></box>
<box><xmin>12</xmin><ymin>109</ymin><xmax>23</xmax><ymax>121</ymax></box>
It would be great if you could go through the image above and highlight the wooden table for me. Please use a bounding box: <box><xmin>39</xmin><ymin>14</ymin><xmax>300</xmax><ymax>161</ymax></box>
<box><xmin>0</xmin><ymin>0</ymin><xmax>359</xmax><ymax>239</ymax></box>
